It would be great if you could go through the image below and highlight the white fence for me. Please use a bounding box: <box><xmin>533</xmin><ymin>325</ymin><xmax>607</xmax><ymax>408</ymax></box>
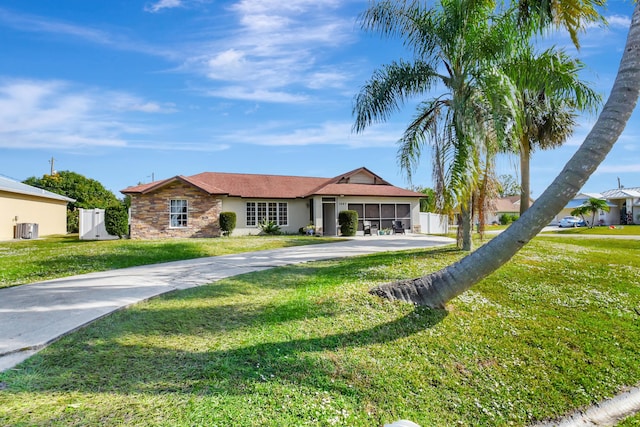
<box><xmin>79</xmin><ymin>208</ymin><xmax>119</xmax><ymax>240</ymax></box>
<box><xmin>419</xmin><ymin>212</ymin><xmax>449</xmax><ymax>234</ymax></box>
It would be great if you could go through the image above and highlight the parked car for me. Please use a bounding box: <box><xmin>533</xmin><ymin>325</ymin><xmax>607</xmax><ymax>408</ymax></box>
<box><xmin>558</xmin><ymin>215</ymin><xmax>586</xmax><ymax>228</ymax></box>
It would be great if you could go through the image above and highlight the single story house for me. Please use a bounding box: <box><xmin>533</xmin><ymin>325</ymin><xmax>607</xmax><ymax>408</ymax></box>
<box><xmin>0</xmin><ymin>175</ymin><xmax>75</xmax><ymax>240</ymax></box>
<box><xmin>121</xmin><ymin>167</ymin><xmax>424</xmax><ymax>239</ymax></box>
<box><xmin>485</xmin><ymin>196</ymin><xmax>535</xmax><ymax>224</ymax></box>
<box><xmin>553</xmin><ymin>187</ymin><xmax>640</xmax><ymax>226</ymax></box>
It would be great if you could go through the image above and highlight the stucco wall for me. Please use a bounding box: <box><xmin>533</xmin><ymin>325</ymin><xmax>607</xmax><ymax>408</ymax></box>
<box><xmin>0</xmin><ymin>191</ymin><xmax>68</xmax><ymax>240</ymax></box>
<box><xmin>222</xmin><ymin>197</ymin><xmax>310</xmax><ymax>236</ymax></box>
<box><xmin>129</xmin><ymin>182</ymin><xmax>222</xmax><ymax>239</ymax></box>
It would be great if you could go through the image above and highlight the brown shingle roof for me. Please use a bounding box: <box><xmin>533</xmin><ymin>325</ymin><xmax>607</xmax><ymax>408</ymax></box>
<box><xmin>491</xmin><ymin>196</ymin><xmax>535</xmax><ymax>213</ymax></box>
<box><xmin>121</xmin><ymin>167</ymin><xmax>423</xmax><ymax>199</ymax></box>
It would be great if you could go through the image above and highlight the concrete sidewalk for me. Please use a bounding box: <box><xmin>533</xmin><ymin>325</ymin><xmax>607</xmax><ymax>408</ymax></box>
<box><xmin>0</xmin><ymin>234</ymin><xmax>454</xmax><ymax>372</ymax></box>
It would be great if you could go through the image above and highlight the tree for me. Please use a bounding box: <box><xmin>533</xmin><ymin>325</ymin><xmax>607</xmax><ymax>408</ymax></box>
<box><xmin>369</xmin><ymin>2</ymin><xmax>640</xmax><ymax>308</ymax></box>
<box><xmin>506</xmin><ymin>46</ymin><xmax>601</xmax><ymax>214</ymax></box>
<box><xmin>497</xmin><ymin>174</ymin><xmax>521</xmax><ymax>197</ymax></box>
<box><xmin>24</xmin><ymin>171</ymin><xmax>121</xmax><ymax>233</ymax></box>
<box><xmin>571</xmin><ymin>198</ymin><xmax>610</xmax><ymax>228</ymax></box>
<box><xmin>23</xmin><ymin>171</ymin><xmax>119</xmax><ymax>210</ymax></box>
<box><xmin>411</xmin><ymin>186</ymin><xmax>437</xmax><ymax>212</ymax></box>
<box><xmin>353</xmin><ymin>0</ymin><xmax>521</xmax><ymax>251</ymax></box>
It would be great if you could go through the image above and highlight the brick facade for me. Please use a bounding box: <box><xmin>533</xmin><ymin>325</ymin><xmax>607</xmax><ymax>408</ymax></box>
<box><xmin>129</xmin><ymin>182</ymin><xmax>222</xmax><ymax>239</ymax></box>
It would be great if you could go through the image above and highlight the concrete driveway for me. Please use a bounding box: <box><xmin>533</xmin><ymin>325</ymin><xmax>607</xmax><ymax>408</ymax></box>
<box><xmin>0</xmin><ymin>234</ymin><xmax>454</xmax><ymax>372</ymax></box>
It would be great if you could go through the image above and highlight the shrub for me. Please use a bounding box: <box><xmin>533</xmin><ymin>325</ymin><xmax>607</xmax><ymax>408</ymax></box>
<box><xmin>105</xmin><ymin>205</ymin><xmax>129</xmax><ymax>238</ymax></box>
<box><xmin>259</xmin><ymin>219</ymin><xmax>281</xmax><ymax>235</ymax></box>
<box><xmin>219</xmin><ymin>212</ymin><xmax>237</xmax><ymax>236</ymax></box>
<box><xmin>67</xmin><ymin>209</ymin><xmax>79</xmax><ymax>234</ymax></box>
<box><xmin>338</xmin><ymin>210</ymin><xmax>358</xmax><ymax>236</ymax></box>
<box><xmin>499</xmin><ymin>213</ymin><xmax>519</xmax><ymax>225</ymax></box>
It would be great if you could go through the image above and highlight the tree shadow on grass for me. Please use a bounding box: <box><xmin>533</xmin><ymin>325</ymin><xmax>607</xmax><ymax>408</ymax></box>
<box><xmin>1</xmin><ymin>245</ymin><xmax>454</xmax><ymax>403</ymax></box>
<box><xmin>3</xmin><ymin>303</ymin><xmax>447</xmax><ymax>398</ymax></box>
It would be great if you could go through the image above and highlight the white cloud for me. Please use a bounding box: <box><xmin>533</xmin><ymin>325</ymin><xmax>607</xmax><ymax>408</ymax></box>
<box><xmin>129</xmin><ymin>102</ymin><xmax>176</xmax><ymax>113</ymax></box>
<box><xmin>128</xmin><ymin>141</ymin><xmax>230</xmax><ymax>152</ymax></box>
<box><xmin>0</xmin><ymin>7</ymin><xmax>112</xmax><ymax>44</ymax></box>
<box><xmin>0</xmin><ymin>7</ymin><xmax>177</xmax><ymax>59</ymax></box>
<box><xmin>187</xmin><ymin>0</ymin><xmax>356</xmax><ymax>103</ymax></box>
<box><xmin>0</xmin><ymin>79</ymin><xmax>172</xmax><ymax>149</ymax></box>
<box><xmin>596</xmin><ymin>164</ymin><xmax>640</xmax><ymax>174</ymax></box>
<box><xmin>221</xmin><ymin>120</ymin><xmax>400</xmax><ymax>148</ymax></box>
<box><xmin>144</xmin><ymin>0</ymin><xmax>183</xmax><ymax>13</ymax></box>
<box><xmin>606</xmin><ymin>14</ymin><xmax>632</xmax><ymax>29</ymax></box>
<box><xmin>206</xmin><ymin>86</ymin><xmax>308</xmax><ymax>103</ymax></box>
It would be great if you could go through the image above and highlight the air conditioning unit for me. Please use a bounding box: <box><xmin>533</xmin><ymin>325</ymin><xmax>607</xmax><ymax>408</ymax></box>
<box><xmin>15</xmin><ymin>223</ymin><xmax>39</xmax><ymax>240</ymax></box>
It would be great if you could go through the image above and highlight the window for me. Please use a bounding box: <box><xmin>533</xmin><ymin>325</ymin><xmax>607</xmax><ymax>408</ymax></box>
<box><xmin>170</xmin><ymin>199</ymin><xmax>188</xmax><ymax>227</ymax></box>
<box><xmin>257</xmin><ymin>202</ymin><xmax>267</xmax><ymax>223</ymax></box>
<box><xmin>278</xmin><ymin>202</ymin><xmax>288</xmax><ymax>225</ymax></box>
<box><xmin>246</xmin><ymin>203</ymin><xmax>256</xmax><ymax>226</ymax></box>
<box><xmin>246</xmin><ymin>202</ymin><xmax>288</xmax><ymax>226</ymax></box>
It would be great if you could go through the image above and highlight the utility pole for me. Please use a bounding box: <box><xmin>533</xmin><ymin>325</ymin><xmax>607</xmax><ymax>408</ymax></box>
<box><xmin>49</xmin><ymin>157</ymin><xmax>55</xmax><ymax>175</ymax></box>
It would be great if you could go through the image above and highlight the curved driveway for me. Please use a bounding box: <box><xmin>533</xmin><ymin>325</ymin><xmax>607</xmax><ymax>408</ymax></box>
<box><xmin>0</xmin><ymin>234</ymin><xmax>454</xmax><ymax>372</ymax></box>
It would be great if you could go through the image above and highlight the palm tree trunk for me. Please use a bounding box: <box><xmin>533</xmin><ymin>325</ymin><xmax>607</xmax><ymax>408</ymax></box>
<box><xmin>520</xmin><ymin>138</ymin><xmax>531</xmax><ymax>215</ymax></box>
<box><xmin>370</xmin><ymin>3</ymin><xmax>640</xmax><ymax>308</ymax></box>
<box><xmin>461</xmin><ymin>202</ymin><xmax>473</xmax><ymax>251</ymax></box>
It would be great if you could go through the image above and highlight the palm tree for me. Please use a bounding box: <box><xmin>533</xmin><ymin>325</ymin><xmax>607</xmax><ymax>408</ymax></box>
<box><xmin>369</xmin><ymin>2</ymin><xmax>640</xmax><ymax>308</ymax></box>
<box><xmin>571</xmin><ymin>198</ymin><xmax>610</xmax><ymax>227</ymax></box>
<box><xmin>506</xmin><ymin>46</ymin><xmax>601</xmax><ymax>214</ymax></box>
<box><xmin>353</xmin><ymin>0</ymin><xmax>521</xmax><ymax>251</ymax></box>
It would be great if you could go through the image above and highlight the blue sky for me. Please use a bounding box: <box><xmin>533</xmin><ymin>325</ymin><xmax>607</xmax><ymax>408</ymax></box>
<box><xmin>0</xmin><ymin>0</ymin><xmax>637</xmax><ymax>198</ymax></box>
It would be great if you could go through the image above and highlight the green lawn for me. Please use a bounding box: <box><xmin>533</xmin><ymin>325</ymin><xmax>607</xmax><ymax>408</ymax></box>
<box><xmin>619</xmin><ymin>412</ymin><xmax>640</xmax><ymax>426</ymax></box>
<box><xmin>1</xmin><ymin>236</ymin><xmax>639</xmax><ymax>426</ymax></box>
<box><xmin>546</xmin><ymin>224</ymin><xmax>640</xmax><ymax>235</ymax></box>
<box><xmin>0</xmin><ymin>234</ymin><xmax>340</xmax><ymax>289</ymax></box>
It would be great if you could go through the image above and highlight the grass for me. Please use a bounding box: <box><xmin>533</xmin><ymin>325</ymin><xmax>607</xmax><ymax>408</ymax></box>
<box><xmin>545</xmin><ymin>224</ymin><xmax>640</xmax><ymax>236</ymax></box>
<box><xmin>1</xmin><ymin>236</ymin><xmax>639</xmax><ymax>426</ymax></box>
<box><xmin>0</xmin><ymin>234</ymin><xmax>340</xmax><ymax>289</ymax></box>
<box><xmin>619</xmin><ymin>412</ymin><xmax>640</xmax><ymax>426</ymax></box>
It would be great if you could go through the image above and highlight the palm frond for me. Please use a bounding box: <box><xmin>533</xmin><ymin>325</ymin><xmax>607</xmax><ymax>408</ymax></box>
<box><xmin>353</xmin><ymin>60</ymin><xmax>440</xmax><ymax>133</ymax></box>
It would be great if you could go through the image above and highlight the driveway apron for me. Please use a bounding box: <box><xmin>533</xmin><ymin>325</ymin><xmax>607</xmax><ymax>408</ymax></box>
<box><xmin>0</xmin><ymin>235</ymin><xmax>453</xmax><ymax>372</ymax></box>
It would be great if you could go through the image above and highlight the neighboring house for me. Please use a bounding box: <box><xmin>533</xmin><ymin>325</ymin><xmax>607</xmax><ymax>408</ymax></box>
<box><xmin>0</xmin><ymin>175</ymin><xmax>75</xmax><ymax>240</ymax></box>
<box><xmin>553</xmin><ymin>187</ymin><xmax>640</xmax><ymax>225</ymax></box>
<box><xmin>485</xmin><ymin>196</ymin><xmax>534</xmax><ymax>225</ymax></box>
<box><xmin>121</xmin><ymin>167</ymin><xmax>424</xmax><ymax>239</ymax></box>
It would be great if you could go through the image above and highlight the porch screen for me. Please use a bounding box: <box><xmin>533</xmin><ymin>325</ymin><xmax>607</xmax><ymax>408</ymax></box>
<box><xmin>348</xmin><ymin>203</ymin><xmax>411</xmax><ymax>231</ymax></box>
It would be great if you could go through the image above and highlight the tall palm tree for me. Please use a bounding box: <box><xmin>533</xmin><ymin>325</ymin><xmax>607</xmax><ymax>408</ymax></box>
<box><xmin>353</xmin><ymin>0</ymin><xmax>521</xmax><ymax>251</ymax></box>
<box><xmin>506</xmin><ymin>47</ymin><xmax>601</xmax><ymax>214</ymax></box>
<box><xmin>370</xmin><ymin>2</ymin><xmax>640</xmax><ymax>308</ymax></box>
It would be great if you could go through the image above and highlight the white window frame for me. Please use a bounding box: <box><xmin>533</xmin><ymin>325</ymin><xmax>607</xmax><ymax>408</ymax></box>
<box><xmin>169</xmin><ymin>199</ymin><xmax>188</xmax><ymax>228</ymax></box>
<box><xmin>246</xmin><ymin>201</ymin><xmax>288</xmax><ymax>227</ymax></box>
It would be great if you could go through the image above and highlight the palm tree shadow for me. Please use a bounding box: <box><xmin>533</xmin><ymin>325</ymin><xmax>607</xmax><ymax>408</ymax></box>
<box><xmin>18</xmin><ymin>306</ymin><xmax>447</xmax><ymax>398</ymax></box>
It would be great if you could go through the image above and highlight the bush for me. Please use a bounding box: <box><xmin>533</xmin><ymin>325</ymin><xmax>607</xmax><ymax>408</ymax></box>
<box><xmin>499</xmin><ymin>213</ymin><xmax>519</xmax><ymax>225</ymax></box>
<box><xmin>105</xmin><ymin>205</ymin><xmax>129</xmax><ymax>238</ymax></box>
<box><xmin>259</xmin><ymin>219</ymin><xmax>281</xmax><ymax>235</ymax></box>
<box><xmin>219</xmin><ymin>212</ymin><xmax>237</xmax><ymax>236</ymax></box>
<box><xmin>67</xmin><ymin>209</ymin><xmax>79</xmax><ymax>234</ymax></box>
<box><xmin>338</xmin><ymin>210</ymin><xmax>358</xmax><ymax>236</ymax></box>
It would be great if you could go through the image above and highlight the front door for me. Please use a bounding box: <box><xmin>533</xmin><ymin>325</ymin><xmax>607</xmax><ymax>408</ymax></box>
<box><xmin>322</xmin><ymin>202</ymin><xmax>337</xmax><ymax>236</ymax></box>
